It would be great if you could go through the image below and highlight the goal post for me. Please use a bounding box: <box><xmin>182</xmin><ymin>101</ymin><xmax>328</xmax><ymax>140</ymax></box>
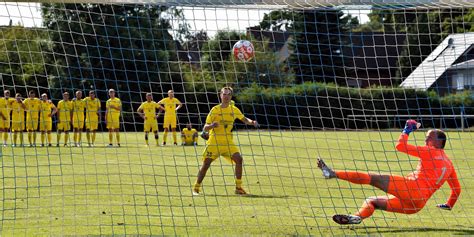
<box><xmin>0</xmin><ymin>0</ymin><xmax>473</xmax><ymax>235</ymax></box>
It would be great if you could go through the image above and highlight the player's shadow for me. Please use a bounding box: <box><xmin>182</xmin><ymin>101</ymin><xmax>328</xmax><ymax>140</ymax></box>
<box><xmin>205</xmin><ymin>194</ymin><xmax>289</xmax><ymax>199</ymax></box>
<box><xmin>355</xmin><ymin>226</ymin><xmax>474</xmax><ymax>235</ymax></box>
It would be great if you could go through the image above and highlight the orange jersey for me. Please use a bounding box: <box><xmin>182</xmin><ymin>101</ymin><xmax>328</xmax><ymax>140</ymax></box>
<box><xmin>395</xmin><ymin>133</ymin><xmax>461</xmax><ymax>207</ymax></box>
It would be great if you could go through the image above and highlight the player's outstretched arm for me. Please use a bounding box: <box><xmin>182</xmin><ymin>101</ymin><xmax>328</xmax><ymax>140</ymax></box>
<box><xmin>241</xmin><ymin>117</ymin><xmax>258</xmax><ymax>127</ymax></box>
<box><xmin>395</xmin><ymin>120</ymin><xmax>424</xmax><ymax>156</ymax></box>
<box><xmin>437</xmin><ymin>170</ymin><xmax>462</xmax><ymax>211</ymax></box>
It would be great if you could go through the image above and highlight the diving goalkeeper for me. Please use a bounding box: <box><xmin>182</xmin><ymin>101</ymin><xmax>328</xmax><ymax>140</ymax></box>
<box><xmin>318</xmin><ymin>120</ymin><xmax>461</xmax><ymax>225</ymax></box>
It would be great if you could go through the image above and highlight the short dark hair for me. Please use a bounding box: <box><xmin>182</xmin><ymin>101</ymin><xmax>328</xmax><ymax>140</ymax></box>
<box><xmin>29</xmin><ymin>90</ymin><xmax>35</xmax><ymax>95</ymax></box>
<box><xmin>436</xmin><ymin>129</ymin><xmax>447</xmax><ymax>149</ymax></box>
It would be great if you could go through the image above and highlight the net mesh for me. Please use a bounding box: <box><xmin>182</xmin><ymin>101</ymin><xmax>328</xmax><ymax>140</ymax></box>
<box><xmin>0</xmin><ymin>1</ymin><xmax>473</xmax><ymax>235</ymax></box>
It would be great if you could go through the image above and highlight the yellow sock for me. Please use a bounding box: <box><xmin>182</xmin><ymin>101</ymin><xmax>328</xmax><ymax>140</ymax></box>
<box><xmin>235</xmin><ymin>179</ymin><xmax>242</xmax><ymax>189</ymax></box>
<box><xmin>13</xmin><ymin>132</ymin><xmax>18</xmax><ymax>145</ymax></box>
<box><xmin>78</xmin><ymin>132</ymin><xmax>82</xmax><ymax>144</ymax></box>
<box><xmin>109</xmin><ymin>132</ymin><xmax>113</xmax><ymax>144</ymax></box>
<box><xmin>48</xmin><ymin>133</ymin><xmax>52</xmax><ymax>144</ymax></box>
<box><xmin>57</xmin><ymin>133</ymin><xmax>61</xmax><ymax>145</ymax></box>
<box><xmin>116</xmin><ymin>132</ymin><xmax>120</xmax><ymax>144</ymax></box>
<box><xmin>3</xmin><ymin>131</ymin><xmax>8</xmax><ymax>143</ymax></box>
<box><xmin>92</xmin><ymin>132</ymin><xmax>96</xmax><ymax>143</ymax></box>
<box><xmin>194</xmin><ymin>182</ymin><xmax>201</xmax><ymax>191</ymax></box>
<box><xmin>33</xmin><ymin>132</ymin><xmax>37</xmax><ymax>144</ymax></box>
<box><xmin>163</xmin><ymin>131</ymin><xmax>168</xmax><ymax>143</ymax></box>
<box><xmin>41</xmin><ymin>133</ymin><xmax>45</xmax><ymax>144</ymax></box>
<box><xmin>28</xmin><ymin>132</ymin><xmax>32</xmax><ymax>144</ymax></box>
<box><xmin>64</xmin><ymin>133</ymin><xmax>69</xmax><ymax>145</ymax></box>
<box><xmin>73</xmin><ymin>133</ymin><xmax>77</xmax><ymax>143</ymax></box>
<box><xmin>172</xmin><ymin>131</ymin><xmax>177</xmax><ymax>143</ymax></box>
<box><xmin>86</xmin><ymin>132</ymin><xmax>90</xmax><ymax>144</ymax></box>
<box><xmin>19</xmin><ymin>133</ymin><xmax>23</xmax><ymax>145</ymax></box>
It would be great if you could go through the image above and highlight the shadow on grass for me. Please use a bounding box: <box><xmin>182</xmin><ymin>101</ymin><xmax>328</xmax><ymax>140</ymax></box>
<box><xmin>353</xmin><ymin>226</ymin><xmax>474</xmax><ymax>235</ymax></box>
<box><xmin>205</xmin><ymin>194</ymin><xmax>289</xmax><ymax>199</ymax></box>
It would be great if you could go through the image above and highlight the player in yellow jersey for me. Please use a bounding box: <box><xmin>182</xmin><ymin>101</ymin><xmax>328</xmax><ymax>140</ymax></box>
<box><xmin>84</xmin><ymin>91</ymin><xmax>101</xmax><ymax>147</ymax></box>
<box><xmin>72</xmin><ymin>90</ymin><xmax>86</xmax><ymax>147</ymax></box>
<box><xmin>39</xmin><ymin>93</ymin><xmax>57</xmax><ymax>147</ymax></box>
<box><xmin>181</xmin><ymin>123</ymin><xmax>198</xmax><ymax>146</ymax></box>
<box><xmin>157</xmin><ymin>90</ymin><xmax>182</xmax><ymax>145</ymax></box>
<box><xmin>106</xmin><ymin>89</ymin><xmax>122</xmax><ymax>147</ymax></box>
<box><xmin>24</xmin><ymin>90</ymin><xmax>42</xmax><ymax>146</ymax></box>
<box><xmin>56</xmin><ymin>92</ymin><xmax>73</xmax><ymax>146</ymax></box>
<box><xmin>0</xmin><ymin>90</ymin><xmax>14</xmax><ymax>146</ymax></box>
<box><xmin>137</xmin><ymin>93</ymin><xmax>164</xmax><ymax>146</ymax></box>
<box><xmin>193</xmin><ymin>87</ymin><xmax>258</xmax><ymax>195</ymax></box>
<box><xmin>11</xmin><ymin>93</ymin><xmax>26</xmax><ymax>147</ymax></box>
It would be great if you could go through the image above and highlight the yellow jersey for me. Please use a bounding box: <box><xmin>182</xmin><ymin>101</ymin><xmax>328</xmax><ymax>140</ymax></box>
<box><xmin>39</xmin><ymin>100</ymin><xmax>55</xmax><ymax>120</ymax></box>
<box><xmin>138</xmin><ymin>101</ymin><xmax>159</xmax><ymax>121</ymax></box>
<box><xmin>182</xmin><ymin>128</ymin><xmax>197</xmax><ymax>139</ymax></box>
<box><xmin>158</xmin><ymin>97</ymin><xmax>181</xmax><ymax>117</ymax></box>
<box><xmin>24</xmin><ymin>97</ymin><xmax>42</xmax><ymax>119</ymax></box>
<box><xmin>72</xmin><ymin>98</ymin><xmax>86</xmax><ymax>119</ymax></box>
<box><xmin>11</xmin><ymin>100</ymin><xmax>25</xmax><ymax>122</ymax></box>
<box><xmin>0</xmin><ymin>97</ymin><xmax>13</xmax><ymax>119</ymax></box>
<box><xmin>84</xmin><ymin>97</ymin><xmax>101</xmax><ymax>120</ymax></box>
<box><xmin>205</xmin><ymin>104</ymin><xmax>244</xmax><ymax>144</ymax></box>
<box><xmin>106</xmin><ymin>98</ymin><xmax>121</xmax><ymax>118</ymax></box>
<box><xmin>57</xmin><ymin>100</ymin><xmax>73</xmax><ymax>121</ymax></box>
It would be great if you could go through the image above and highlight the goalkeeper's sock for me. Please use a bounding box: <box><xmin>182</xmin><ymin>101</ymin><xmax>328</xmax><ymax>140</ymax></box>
<box><xmin>172</xmin><ymin>131</ymin><xmax>177</xmax><ymax>143</ymax></box>
<box><xmin>356</xmin><ymin>201</ymin><xmax>375</xmax><ymax>219</ymax></box>
<box><xmin>86</xmin><ymin>131</ymin><xmax>90</xmax><ymax>144</ymax></box>
<box><xmin>41</xmin><ymin>133</ymin><xmax>45</xmax><ymax>145</ymax></box>
<box><xmin>235</xmin><ymin>179</ymin><xmax>243</xmax><ymax>189</ymax></box>
<box><xmin>109</xmin><ymin>132</ymin><xmax>113</xmax><ymax>144</ymax></box>
<box><xmin>116</xmin><ymin>132</ymin><xmax>120</xmax><ymax>144</ymax></box>
<box><xmin>163</xmin><ymin>131</ymin><xmax>168</xmax><ymax>143</ymax></box>
<box><xmin>47</xmin><ymin>133</ymin><xmax>52</xmax><ymax>145</ymax></box>
<box><xmin>335</xmin><ymin>171</ymin><xmax>371</xmax><ymax>185</ymax></box>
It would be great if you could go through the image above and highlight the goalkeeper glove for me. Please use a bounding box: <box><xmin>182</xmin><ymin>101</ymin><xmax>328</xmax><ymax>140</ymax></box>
<box><xmin>403</xmin><ymin>119</ymin><xmax>419</xmax><ymax>135</ymax></box>
<box><xmin>436</xmin><ymin>203</ymin><xmax>452</xmax><ymax>211</ymax></box>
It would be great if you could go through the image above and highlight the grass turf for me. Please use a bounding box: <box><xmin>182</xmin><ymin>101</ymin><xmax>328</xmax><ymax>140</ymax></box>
<box><xmin>0</xmin><ymin>131</ymin><xmax>473</xmax><ymax>235</ymax></box>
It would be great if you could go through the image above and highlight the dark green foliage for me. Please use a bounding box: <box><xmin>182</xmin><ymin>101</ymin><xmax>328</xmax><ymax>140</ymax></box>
<box><xmin>237</xmin><ymin>83</ymin><xmax>473</xmax><ymax>129</ymax></box>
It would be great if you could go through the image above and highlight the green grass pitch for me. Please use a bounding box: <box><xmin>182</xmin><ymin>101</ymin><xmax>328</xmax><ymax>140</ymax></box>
<box><xmin>0</xmin><ymin>131</ymin><xmax>473</xmax><ymax>235</ymax></box>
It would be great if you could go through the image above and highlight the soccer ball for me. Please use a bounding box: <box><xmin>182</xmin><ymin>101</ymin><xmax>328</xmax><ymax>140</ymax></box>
<box><xmin>200</xmin><ymin>131</ymin><xmax>209</xmax><ymax>140</ymax></box>
<box><xmin>233</xmin><ymin>40</ymin><xmax>255</xmax><ymax>62</ymax></box>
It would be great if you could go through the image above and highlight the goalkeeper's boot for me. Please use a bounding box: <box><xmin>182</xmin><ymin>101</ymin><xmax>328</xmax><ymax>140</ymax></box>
<box><xmin>235</xmin><ymin>187</ymin><xmax>247</xmax><ymax>195</ymax></box>
<box><xmin>332</xmin><ymin>214</ymin><xmax>362</xmax><ymax>225</ymax></box>
<box><xmin>317</xmin><ymin>158</ymin><xmax>336</xmax><ymax>179</ymax></box>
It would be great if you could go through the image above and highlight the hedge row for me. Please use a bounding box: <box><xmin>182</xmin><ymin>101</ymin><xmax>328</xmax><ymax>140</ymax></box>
<box><xmin>236</xmin><ymin>83</ymin><xmax>473</xmax><ymax>129</ymax></box>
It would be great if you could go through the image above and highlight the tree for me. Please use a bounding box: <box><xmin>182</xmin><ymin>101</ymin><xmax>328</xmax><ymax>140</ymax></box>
<box><xmin>0</xmin><ymin>26</ymin><xmax>52</xmax><ymax>93</ymax></box>
<box><xmin>394</xmin><ymin>8</ymin><xmax>470</xmax><ymax>80</ymax></box>
<box><xmin>41</xmin><ymin>3</ymin><xmax>187</xmax><ymax>103</ymax></box>
<box><xmin>200</xmin><ymin>30</ymin><xmax>242</xmax><ymax>72</ymax></box>
<box><xmin>286</xmin><ymin>9</ymin><xmax>356</xmax><ymax>85</ymax></box>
